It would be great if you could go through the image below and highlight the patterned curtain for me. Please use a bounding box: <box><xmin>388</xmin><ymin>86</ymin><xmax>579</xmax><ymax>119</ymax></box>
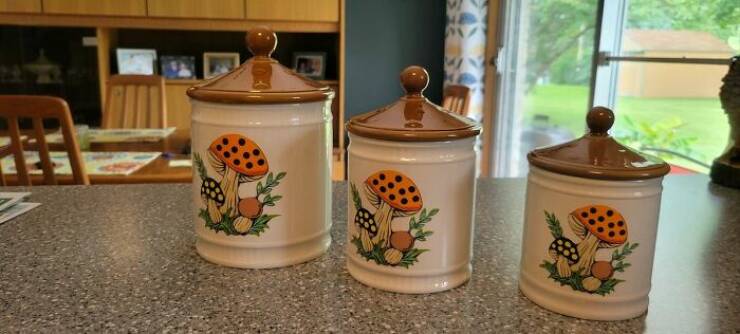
<box><xmin>444</xmin><ymin>0</ymin><xmax>488</xmax><ymax>121</ymax></box>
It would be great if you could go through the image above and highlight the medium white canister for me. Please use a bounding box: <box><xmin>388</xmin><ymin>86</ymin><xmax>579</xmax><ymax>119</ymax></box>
<box><xmin>519</xmin><ymin>106</ymin><xmax>671</xmax><ymax>320</ymax></box>
<box><xmin>345</xmin><ymin>66</ymin><xmax>481</xmax><ymax>293</ymax></box>
<box><xmin>186</xmin><ymin>27</ymin><xmax>334</xmax><ymax>268</ymax></box>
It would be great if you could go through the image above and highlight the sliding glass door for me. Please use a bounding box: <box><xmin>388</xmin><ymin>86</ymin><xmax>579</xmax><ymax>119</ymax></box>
<box><xmin>489</xmin><ymin>0</ymin><xmax>737</xmax><ymax>177</ymax></box>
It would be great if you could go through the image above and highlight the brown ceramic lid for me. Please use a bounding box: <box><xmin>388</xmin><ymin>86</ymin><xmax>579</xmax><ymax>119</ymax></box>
<box><xmin>528</xmin><ymin>106</ymin><xmax>670</xmax><ymax>180</ymax></box>
<box><xmin>187</xmin><ymin>26</ymin><xmax>333</xmax><ymax>104</ymax></box>
<box><xmin>346</xmin><ymin>66</ymin><xmax>481</xmax><ymax>142</ymax></box>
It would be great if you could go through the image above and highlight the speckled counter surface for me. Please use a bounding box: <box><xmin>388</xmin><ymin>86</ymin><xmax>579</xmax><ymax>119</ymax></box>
<box><xmin>0</xmin><ymin>175</ymin><xmax>738</xmax><ymax>333</ymax></box>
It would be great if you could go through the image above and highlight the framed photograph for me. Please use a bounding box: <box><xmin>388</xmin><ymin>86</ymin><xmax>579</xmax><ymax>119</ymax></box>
<box><xmin>292</xmin><ymin>52</ymin><xmax>326</xmax><ymax>80</ymax></box>
<box><xmin>160</xmin><ymin>56</ymin><xmax>196</xmax><ymax>79</ymax></box>
<box><xmin>203</xmin><ymin>52</ymin><xmax>240</xmax><ymax>79</ymax></box>
<box><xmin>116</xmin><ymin>48</ymin><xmax>157</xmax><ymax>75</ymax></box>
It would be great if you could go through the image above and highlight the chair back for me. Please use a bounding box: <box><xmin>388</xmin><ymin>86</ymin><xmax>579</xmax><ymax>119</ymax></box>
<box><xmin>0</xmin><ymin>95</ymin><xmax>89</xmax><ymax>186</ymax></box>
<box><xmin>103</xmin><ymin>74</ymin><xmax>167</xmax><ymax>129</ymax></box>
<box><xmin>442</xmin><ymin>84</ymin><xmax>471</xmax><ymax>116</ymax></box>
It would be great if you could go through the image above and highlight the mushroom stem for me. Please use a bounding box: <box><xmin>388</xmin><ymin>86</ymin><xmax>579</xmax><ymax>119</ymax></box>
<box><xmin>556</xmin><ymin>256</ymin><xmax>572</xmax><ymax>278</ymax></box>
<box><xmin>371</xmin><ymin>200</ymin><xmax>395</xmax><ymax>248</ymax></box>
<box><xmin>219</xmin><ymin>167</ymin><xmax>240</xmax><ymax>215</ymax></box>
<box><xmin>207</xmin><ymin>199</ymin><xmax>222</xmax><ymax>223</ymax></box>
<box><xmin>571</xmin><ymin>233</ymin><xmax>600</xmax><ymax>276</ymax></box>
<box><xmin>360</xmin><ymin>229</ymin><xmax>373</xmax><ymax>252</ymax></box>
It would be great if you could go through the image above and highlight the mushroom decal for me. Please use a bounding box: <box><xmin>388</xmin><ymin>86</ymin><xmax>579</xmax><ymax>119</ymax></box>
<box><xmin>548</xmin><ymin>237</ymin><xmax>579</xmax><ymax>278</ymax></box>
<box><xmin>354</xmin><ymin>207</ymin><xmax>378</xmax><ymax>252</ymax></box>
<box><xmin>540</xmin><ymin>208</ymin><xmax>638</xmax><ymax>295</ymax></box>
<box><xmin>364</xmin><ymin>170</ymin><xmax>423</xmax><ymax>248</ymax></box>
<box><xmin>201</xmin><ymin>177</ymin><xmax>225</xmax><ymax>223</ymax></box>
<box><xmin>208</xmin><ymin>134</ymin><xmax>269</xmax><ymax>215</ymax></box>
<box><xmin>349</xmin><ymin>173</ymin><xmax>437</xmax><ymax>268</ymax></box>
<box><xmin>568</xmin><ymin>205</ymin><xmax>627</xmax><ymax>276</ymax></box>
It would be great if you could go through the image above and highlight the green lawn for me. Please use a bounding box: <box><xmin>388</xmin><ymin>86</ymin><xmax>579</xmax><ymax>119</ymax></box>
<box><xmin>523</xmin><ymin>84</ymin><xmax>729</xmax><ymax>172</ymax></box>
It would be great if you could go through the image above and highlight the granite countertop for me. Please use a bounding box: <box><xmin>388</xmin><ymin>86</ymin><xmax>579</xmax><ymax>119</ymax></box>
<box><xmin>0</xmin><ymin>175</ymin><xmax>738</xmax><ymax>333</ymax></box>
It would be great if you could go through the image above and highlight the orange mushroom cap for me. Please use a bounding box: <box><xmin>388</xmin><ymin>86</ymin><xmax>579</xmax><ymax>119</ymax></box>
<box><xmin>364</xmin><ymin>170</ymin><xmax>422</xmax><ymax>212</ymax></box>
<box><xmin>570</xmin><ymin>205</ymin><xmax>627</xmax><ymax>245</ymax></box>
<box><xmin>208</xmin><ymin>134</ymin><xmax>269</xmax><ymax>177</ymax></box>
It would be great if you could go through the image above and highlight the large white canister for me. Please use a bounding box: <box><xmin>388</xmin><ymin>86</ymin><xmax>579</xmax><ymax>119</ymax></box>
<box><xmin>519</xmin><ymin>107</ymin><xmax>671</xmax><ymax>320</ymax></box>
<box><xmin>345</xmin><ymin>66</ymin><xmax>481</xmax><ymax>293</ymax></box>
<box><xmin>187</xmin><ymin>27</ymin><xmax>334</xmax><ymax>268</ymax></box>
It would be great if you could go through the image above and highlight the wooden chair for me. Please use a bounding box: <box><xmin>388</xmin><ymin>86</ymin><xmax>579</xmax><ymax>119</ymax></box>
<box><xmin>442</xmin><ymin>84</ymin><xmax>471</xmax><ymax>116</ymax></box>
<box><xmin>102</xmin><ymin>74</ymin><xmax>167</xmax><ymax>129</ymax></box>
<box><xmin>0</xmin><ymin>95</ymin><xmax>89</xmax><ymax>186</ymax></box>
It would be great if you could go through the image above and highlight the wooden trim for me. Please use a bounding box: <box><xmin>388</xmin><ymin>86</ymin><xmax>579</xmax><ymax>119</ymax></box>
<box><xmin>480</xmin><ymin>0</ymin><xmax>501</xmax><ymax>177</ymax></box>
<box><xmin>0</xmin><ymin>13</ymin><xmax>339</xmax><ymax>32</ymax></box>
<box><xmin>95</xmin><ymin>27</ymin><xmax>114</xmax><ymax>109</ymax></box>
<box><xmin>337</xmin><ymin>0</ymin><xmax>346</xmax><ymax>176</ymax></box>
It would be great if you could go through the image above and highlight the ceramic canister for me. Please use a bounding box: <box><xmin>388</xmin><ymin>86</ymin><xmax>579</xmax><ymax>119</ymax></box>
<box><xmin>186</xmin><ymin>27</ymin><xmax>334</xmax><ymax>268</ymax></box>
<box><xmin>518</xmin><ymin>107</ymin><xmax>671</xmax><ymax>320</ymax></box>
<box><xmin>345</xmin><ymin>66</ymin><xmax>481</xmax><ymax>293</ymax></box>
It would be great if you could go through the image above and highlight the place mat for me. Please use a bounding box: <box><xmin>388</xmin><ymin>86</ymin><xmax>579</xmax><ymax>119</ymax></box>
<box><xmin>0</xmin><ymin>192</ymin><xmax>30</xmax><ymax>212</ymax></box>
<box><xmin>0</xmin><ymin>151</ymin><xmax>161</xmax><ymax>176</ymax></box>
<box><xmin>44</xmin><ymin>127</ymin><xmax>176</xmax><ymax>144</ymax></box>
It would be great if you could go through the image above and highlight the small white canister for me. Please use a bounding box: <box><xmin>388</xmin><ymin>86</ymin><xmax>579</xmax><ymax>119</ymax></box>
<box><xmin>345</xmin><ymin>66</ymin><xmax>481</xmax><ymax>293</ymax></box>
<box><xmin>187</xmin><ymin>27</ymin><xmax>334</xmax><ymax>268</ymax></box>
<box><xmin>519</xmin><ymin>107</ymin><xmax>671</xmax><ymax>320</ymax></box>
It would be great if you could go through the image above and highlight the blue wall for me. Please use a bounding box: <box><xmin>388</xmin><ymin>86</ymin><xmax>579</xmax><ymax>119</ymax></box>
<box><xmin>345</xmin><ymin>0</ymin><xmax>446</xmax><ymax>124</ymax></box>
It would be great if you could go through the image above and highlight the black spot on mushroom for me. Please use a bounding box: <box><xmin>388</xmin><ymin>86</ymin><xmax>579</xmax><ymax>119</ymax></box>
<box><xmin>598</xmin><ymin>216</ymin><xmax>605</xmax><ymax>222</ymax></box>
<box><xmin>224</xmin><ymin>151</ymin><xmax>231</xmax><ymax>158</ymax></box>
<box><xmin>609</xmin><ymin>231</ymin><xmax>615</xmax><ymax>237</ymax></box>
<box><xmin>257</xmin><ymin>159</ymin><xmax>265</xmax><ymax>166</ymax></box>
<box><xmin>617</xmin><ymin>221</ymin><xmax>624</xmax><ymax>227</ymax></box>
<box><xmin>246</xmin><ymin>162</ymin><xmax>253</xmax><ymax>169</ymax></box>
<box><xmin>253</xmin><ymin>149</ymin><xmax>260</xmax><ymax>156</ymax></box>
<box><xmin>608</xmin><ymin>222</ymin><xmax>615</xmax><ymax>228</ymax></box>
<box><xmin>389</xmin><ymin>194</ymin><xmax>396</xmax><ymax>200</ymax></box>
<box><xmin>395</xmin><ymin>175</ymin><xmax>402</xmax><ymax>182</ymax></box>
<box><xmin>379</xmin><ymin>186</ymin><xmax>386</xmax><ymax>193</ymax></box>
<box><xmin>233</xmin><ymin>159</ymin><xmax>240</xmax><ymax>166</ymax></box>
<box><xmin>379</xmin><ymin>173</ymin><xmax>386</xmax><ymax>180</ymax></box>
<box><xmin>619</xmin><ymin>230</ymin><xmax>626</xmax><ymax>235</ymax></box>
<box><xmin>243</xmin><ymin>152</ymin><xmax>250</xmax><ymax>159</ymax></box>
<box><xmin>401</xmin><ymin>198</ymin><xmax>408</xmax><ymax>205</ymax></box>
<box><xmin>372</xmin><ymin>179</ymin><xmax>379</xmax><ymax>185</ymax></box>
<box><xmin>589</xmin><ymin>219</ymin><xmax>595</xmax><ymax>225</ymax></box>
<box><xmin>590</xmin><ymin>207</ymin><xmax>597</xmax><ymax>214</ymax></box>
<box><xmin>607</xmin><ymin>210</ymin><xmax>614</xmax><ymax>217</ymax></box>
<box><xmin>399</xmin><ymin>188</ymin><xmax>406</xmax><ymax>195</ymax></box>
<box><xmin>231</xmin><ymin>146</ymin><xmax>238</xmax><ymax>153</ymax></box>
<box><xmin>597</xmin><ymin>227</ymin><xmax>604</xmax><ymax>233</ymax></box>
<box><xmin>222</xmin><ymin>138</ymin><xmax>228</xmax><ymax>145</ymax></box>
<box><xmin>239</xmin><ymin>138</ymin><xmax>246</xmax><ymax>146</ymax></box>
<box><xmin>387</xmin><ymin>182</ymin><xmax>394</xmax><ymax>189</ymax></box>
<box><xmin>412</xmin><ymin>195</ymin><xmax>419</xmax><ymax>202</ymax></box>
<box><xmin>216</xmin><ymin>144</ymin><xmax>222</xmax><ymax>151</ymax></box>
<box><xmin>408</xmin><ymin>186</ymin><xmax>416</xmax><ymax>193</ymax></box>
<box><xmin>581</xmin><ymin>212</ymin><xmax>588</xmax><ymax>218</ymax></box>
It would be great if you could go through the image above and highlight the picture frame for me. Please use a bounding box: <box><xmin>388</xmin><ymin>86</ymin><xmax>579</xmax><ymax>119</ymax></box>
<box><xmin>292</xmin><ymin>52</ymin><xmax>326</xmax><ymax>80</ymax></box>
<box><xmin>160</xmin><ymin>56</ymin><xmax>196</xmax><ymax>80</ymax></box>
<box><xmin>116</xmin><ymin>48</ymin><xmax>157</xmax><ymax>75</ymax></box>
<box><xmin>203</xmin><ymin>52</ymin><xmax>240</xmax><ymax>79</ymax></box>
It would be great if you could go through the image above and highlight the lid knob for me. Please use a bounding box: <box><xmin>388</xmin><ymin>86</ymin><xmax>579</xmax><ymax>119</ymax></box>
<box><xmin>400</xmin><ymin>66</ymin><xmax>429</xmax><ymax>96</ymax></box>
<box><xmin>587</xmin><ymin>106</ymin><xmax>615</xmax><ymax>135</ymax></box>
<box><xmin>246</xmin><ymin>26</ymin><xmax>277</xmax><ymax>58</ymax></box>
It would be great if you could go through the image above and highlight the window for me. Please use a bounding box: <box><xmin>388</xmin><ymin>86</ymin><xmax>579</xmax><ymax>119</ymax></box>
<box><xmin>490</xmin><ymin>0</ymin><xmax>738</xmax><ymax>177</ymax></box>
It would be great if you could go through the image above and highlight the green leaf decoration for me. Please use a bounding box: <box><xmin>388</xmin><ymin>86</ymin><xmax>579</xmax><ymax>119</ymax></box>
<box><xmin>544</xmin><ymin>211</ymin><xmax>563</xmax><ymax>239</ymax></box>
<box><xmin>193</xmin><ymin>153</ymin><xmax>208</xmax><ymax>180</ymax></box>
<box><xmin>350</xmin><ymin>182</ymin><xmax>363</xmax><ymax>211</ymax></box>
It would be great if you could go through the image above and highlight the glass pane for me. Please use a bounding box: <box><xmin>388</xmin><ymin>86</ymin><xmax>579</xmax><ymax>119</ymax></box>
<box><xmin>610</xmin><ymin>0</ymin><xmax>738</xmax><ymax>173</ymax></box>
<box><xmin>621</xmin><ymin>0</ymin><xmax>739</xmax><ymax>58</ymax></box>
<box><xmin>497</xmin><ymin>0</ymin><xmax>598</xmax><ymax>177</ymax></box>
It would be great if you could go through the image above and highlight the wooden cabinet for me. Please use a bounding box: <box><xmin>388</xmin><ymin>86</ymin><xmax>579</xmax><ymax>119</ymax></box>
<box><xmin>246</xmin><ymin>0</ymin><xmax>339</xmax><ymax>22</ymax></box>
<box><xmin>0</xmin><ymin>0</ymin><xmax>41</xmax><ymax>13</ymax></box>
<box><xmin>147</xmin><ymin>0</ymin><xmax>245</xmax><ymax>19</ymax></box>
<box><xmin>164</xmin><ymin>81</ymin><xmax>195</xmax><ymax>130</ymax></box>
<box><xmin>42</xmin><ymin>0</ymin><xmax>146</xmax><ymax>17</ymax></box>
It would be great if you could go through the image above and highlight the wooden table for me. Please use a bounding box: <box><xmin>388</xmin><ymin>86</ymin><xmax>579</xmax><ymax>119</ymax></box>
<box><xmin>3</xmin><ymin>129</ymin><xmax>192</xmax><ymax>185</ymax></box>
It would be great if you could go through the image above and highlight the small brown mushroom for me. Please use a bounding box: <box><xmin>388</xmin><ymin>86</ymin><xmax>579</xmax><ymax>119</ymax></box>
<box><xmin>591</xmin><ymin>261</ymin><xmax>614</xmax><ymax>280</ymax></box>
<box><xmin>384</xmin><ymin>248</ymin><xmax>403</xmax><ymax>265</ymax></box>
<box><xmin>238</xmin><ymin>197</ymin><xmax>263</xmax><ymax>219</ymax></box>
<box><xmin>582</xmin><ymin>276</ymin><xmax>602</xmax><ymax>292</ymax></box>
<box><xmin>364</xmin><ymin>170</ymin><xmax>422</xmax><ymax>248</ymax></box>
<box><xmin>390</xmin><ymin>230</ymin><xmax>414</xmax><ymax>252</ymax></box>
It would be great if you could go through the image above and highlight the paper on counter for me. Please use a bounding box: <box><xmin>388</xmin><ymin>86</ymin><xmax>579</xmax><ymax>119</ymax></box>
<box><xmin>0</xmin><ymin>192</ymin><xmax>31</xmax><ymax>212</ymax></box>
<box><xmin>0</xmin><ymin>202</ymin><xmax>40</xmax><ymax>226</ymax></box>
<box><xmin>169</xmin><ymin>159</ymin><xmax>192</xmax><ymax>168</ymax></box>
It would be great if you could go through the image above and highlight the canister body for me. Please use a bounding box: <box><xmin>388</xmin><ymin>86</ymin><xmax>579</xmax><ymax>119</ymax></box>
<box><xmin>519</xmin><ymin>166</ymin><xmax>664</xmax><ymax>320</ymax></box>
<box><xmin>191</xmin><ymin>100</ymin><xmax>332</xmax><ymax>268</ymax></box>
<box><xmin>346</xmin><ymin>134</ymin><xmax>477</xmax><ymax>293</ymax></box>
